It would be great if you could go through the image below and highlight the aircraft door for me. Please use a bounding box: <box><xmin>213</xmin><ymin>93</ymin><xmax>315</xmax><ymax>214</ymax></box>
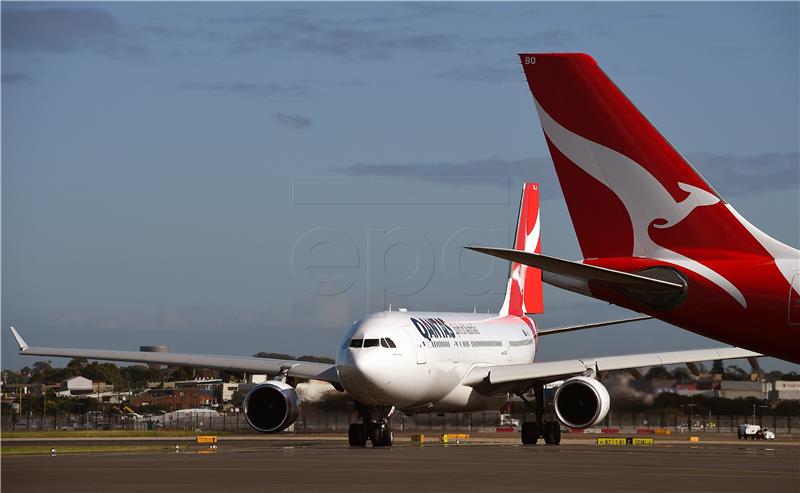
<box><xmin>404</xmin><ymin>326</ymin><xmax>426</xmax><ymax>364</ymax></box>
<box><xmin>790</xmin><ymin>273</ymin><xmax>800</xmax><ymax>325</ymax></box>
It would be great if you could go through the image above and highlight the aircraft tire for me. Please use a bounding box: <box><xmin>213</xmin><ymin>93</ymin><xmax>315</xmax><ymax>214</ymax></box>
<box><xmin>543</xmin><ymin>421</ymin><xmax>561</xmax><ymax>445</ymax></box>
<box><xmin>348</xmin><ymin>423</ymin><xmax>367</xmax><ymax>447</ymax></box>
<box><xmin>521</xmin><ymin>422</ymin><xmax>539</xmax><ymax>445</ymax></box>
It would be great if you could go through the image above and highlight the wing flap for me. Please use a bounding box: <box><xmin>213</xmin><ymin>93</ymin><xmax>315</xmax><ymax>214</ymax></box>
<box><xmin>468</xmin><ymin>346</ymin><xmax>761</xmax><ymax>387</ymax></box>
<box><xmin>590</xmin><ymin>347</ymin><xmax>761</xmax><ymax>373</ymax></box>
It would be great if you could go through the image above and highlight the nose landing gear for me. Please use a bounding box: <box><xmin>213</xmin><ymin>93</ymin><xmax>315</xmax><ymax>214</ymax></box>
<box><xmin>349</xmin><ymin>404</ymin><xmax>394</xmax><ymax>447</ymax></box>
<box><xmin>369</xmin><ymin>419</ymin><xmax>393</xmax><ymax>447</ymax></box>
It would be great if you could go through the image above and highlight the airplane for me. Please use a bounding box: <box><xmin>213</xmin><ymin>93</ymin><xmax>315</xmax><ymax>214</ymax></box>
<box><xmin>469</xmin><ymin>53</ymin><xmax>800</xmax><ymax>364</ymax></box>
<box><xmin>9</xmin><ymin>183</ymin><xmax>760</xmax><ymax>447</ymax></box>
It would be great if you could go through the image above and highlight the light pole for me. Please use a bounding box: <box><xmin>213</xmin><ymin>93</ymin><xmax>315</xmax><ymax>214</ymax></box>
<box><xmin>41</xmin><ymin>384</ymin><xmax>46</xmax><ymax>431</ymax></box>
<box><xmin>758</xmin><ymin>404</ymin><xmax>768</xmax><ymax>426</ymax></box>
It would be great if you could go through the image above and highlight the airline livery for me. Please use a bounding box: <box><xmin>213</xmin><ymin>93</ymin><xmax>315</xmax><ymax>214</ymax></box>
<box><xmin>10</xmin><ymin>181</ymin><xmax>758</xmax><ymax>447</ymax></box>
<box><xmin>470</xmin><ymin>53</ymin><xmax>800</xmax><ymax>365</ymax></box>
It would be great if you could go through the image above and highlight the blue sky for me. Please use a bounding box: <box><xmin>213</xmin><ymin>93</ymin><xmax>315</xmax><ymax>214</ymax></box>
<box><xmin>2</xmin><ymin>2</ymin><xmax>798</xmax><ymax>371</ymax></box>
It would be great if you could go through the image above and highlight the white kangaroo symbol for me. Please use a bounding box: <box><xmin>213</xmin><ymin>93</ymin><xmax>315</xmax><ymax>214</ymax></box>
<box><xmin>501</xmin><ymin>207</ymin><xmax>541</xmax><ymax>315</ymax></box>
<box><xmin>534</xmin><ymin>98</ymin><xmax>746</xmax><ymax>307</ymax></box>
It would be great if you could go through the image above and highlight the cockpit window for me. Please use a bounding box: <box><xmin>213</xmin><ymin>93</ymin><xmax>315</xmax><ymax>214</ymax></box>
<box><xmin>353</xmin><ymin>337</ymin><xmax>396</xmax><ymax>349</ymax></box>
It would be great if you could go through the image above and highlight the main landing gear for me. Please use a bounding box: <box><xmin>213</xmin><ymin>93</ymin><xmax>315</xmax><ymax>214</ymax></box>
<box><xmin>518</xmin><ymin>382</ymin><xmax>561</xmax><ymax>445</ymax></box>
<box><xmin>349</xmin><ymin>404</ymin><xmax>394</xmax><ymax>447</ymax></box>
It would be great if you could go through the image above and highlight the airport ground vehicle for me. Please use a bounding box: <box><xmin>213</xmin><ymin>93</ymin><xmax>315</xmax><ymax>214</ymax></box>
<box><xmin>738</xmin><ymin>424</ymin><xmax>775</xmax><ymax>440</ymax></box>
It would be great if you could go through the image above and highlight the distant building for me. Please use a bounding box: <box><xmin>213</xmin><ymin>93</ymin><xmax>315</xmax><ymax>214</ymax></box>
<box><xmin>250</xmin><ymin>374</ymin><xmax>269</xmax><ymax>384</ymax></box>
<box><xmin>60</xmin><ymin>376</ymin><xmax>93</xmax><ymax>395</ymax></box>
<box><xmin>770</xmin><ymin>381</ymin><xmax>800</xmax><ymax>400</ymax></box>
<box><xmin>674</xmin><ymin>383</ymin><xmax>715</xmax><ymax>397</ymax></box>
<box><xmin>131</xmin><ymin>379</ymin><xmax>226</xmax><ymax>411</ymax></box>
<box><xmin>715</xmin><ymin>380</ymin><xmax>767</xmax><ymax>399</ymax></box>
<box><xmin>217</xmin><ymin>383</ymin><xmax>240</xmax><ymax>407</ymax></box>
<box><xmin>132</xmin><ymin>386</ymin><xmax>215</xmax><ymax>411</ymax></box>
<box><xmin>56</xmin><ymin>377</ymin><xmax>118</xmax><ymax>399</ymax></box>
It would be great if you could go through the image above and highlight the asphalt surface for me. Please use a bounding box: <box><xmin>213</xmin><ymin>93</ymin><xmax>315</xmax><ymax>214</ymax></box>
<box><xmin>3</xmin><ymin>438</ymin><xmax>798</xmax><ymax>492</ymax></box>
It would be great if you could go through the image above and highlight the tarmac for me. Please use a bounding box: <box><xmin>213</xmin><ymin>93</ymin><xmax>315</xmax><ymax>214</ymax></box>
<box><xmin>2</xmin><ymin>434</ymin><xmax>798</xmax><ymax>492</ymax></box>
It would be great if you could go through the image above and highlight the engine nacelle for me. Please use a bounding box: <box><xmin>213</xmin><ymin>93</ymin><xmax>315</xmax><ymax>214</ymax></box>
<box><xmin>243</xmin><ymin>380</ymin><xmax>301</xmax><ymax>433</ymax></box>
<box><xmin>553</xmin><ymin>376</ymin><xmax>610</xmax><ymax>428</ymax></box>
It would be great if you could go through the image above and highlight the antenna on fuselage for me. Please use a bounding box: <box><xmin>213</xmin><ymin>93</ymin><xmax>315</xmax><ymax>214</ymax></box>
<box><xmin>388</xmin><ymin>304</ymin><xmax>392</xmax><ymax>311</ymax></box>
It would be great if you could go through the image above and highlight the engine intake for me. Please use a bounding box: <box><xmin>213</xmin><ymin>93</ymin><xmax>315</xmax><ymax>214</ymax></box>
<box><xmin>554</xmin><ymin>376</ymin><xmax>610</xmax><ymax>429</ymax></box>
<box><xmin>243</xmin><ymin>381</ymin><xmax>301</xmax><ymax>433</ymax></box>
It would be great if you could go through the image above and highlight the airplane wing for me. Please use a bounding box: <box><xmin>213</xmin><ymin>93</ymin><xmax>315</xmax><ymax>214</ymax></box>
<box><xmin>465</xmin><ymin>246</ymin><xmax>684</xmax><ymax>295</ymax></box>
<box><xmin>462</xmin><ymin>346</ymin><xmax>760</xmax><ymax>390</ymax></box>
<box><xmin>8</xmin><ymin>327</ymin><xmax>340</xmax><ymax>385</ymax></box>
<box><xmin>536</xmin><ymin>315</ymin><xmax>652</xmax><ymax>336</ymax></box>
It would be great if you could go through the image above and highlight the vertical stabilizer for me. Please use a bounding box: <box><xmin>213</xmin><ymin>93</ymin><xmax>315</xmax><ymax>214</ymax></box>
<box><xmin>517</xmin><ymin>53</ymin><xmax>800</xmax><ymax>309</ymax></box>
<box><xmin>517</xmin><ymin>53</ymin><xmax>746</xmax><ymax>261</ymax></box>
<box><xmin>500</xmin><ymin>183</ymin><xmax>543</xmax><ymax>316</ymax></box>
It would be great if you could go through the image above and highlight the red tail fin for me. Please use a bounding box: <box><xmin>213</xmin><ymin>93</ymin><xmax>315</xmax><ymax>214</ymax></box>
<box><xmin>517</xmin><ymin>53</ymin><xmax>766</xmax><ymax>261</ymax></box>
<box><xmin>500</xmin><ymin>183</ymin><xmax>543</xmax><ymax>316</ymax></box>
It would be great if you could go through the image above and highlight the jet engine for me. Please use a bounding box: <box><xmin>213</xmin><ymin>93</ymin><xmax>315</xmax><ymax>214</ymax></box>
<box><xmin>243</xmin><ymin>380</ymin><xmax>301</xmax><ymax>433</ymax></box>
<box><xmin>553</xmin><ymin>376</ymin><xmax>610</xmax><ymax>428</ymax></box>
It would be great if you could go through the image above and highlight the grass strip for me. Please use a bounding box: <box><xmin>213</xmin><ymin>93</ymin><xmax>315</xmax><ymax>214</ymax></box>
<box><xmin>1</xmin><ymin>430</ymin><xmax>231</xmax><ymax>439</ymax></box>
<box><xmin>2</xmin><ymin>444</ymin><xmax>170</xmax><ymax>455</ymax></box>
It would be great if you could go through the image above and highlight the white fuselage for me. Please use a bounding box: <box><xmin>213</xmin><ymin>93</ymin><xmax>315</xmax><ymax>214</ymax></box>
<box><xmin>335</xmin><ymin>311</ymin><xmax>538</xmax><ymax>412</ymax></box>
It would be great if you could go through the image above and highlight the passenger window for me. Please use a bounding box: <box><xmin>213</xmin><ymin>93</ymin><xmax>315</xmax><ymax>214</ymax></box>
<box><xmin>364</xmin><ymin>339</ymin><xmax>379</xmax><ymax>348</ymax></box>
<box><xmin>380</xmin><ymin>338</ymin><xmax>389</xmax><ymax>348</ymax></box>
<box><xmin>349</xmin><ymin>338</ymin><xmax>363</xmax><ymax>348</ymax></box>
<box><xmin>385</xmin><ymin>338</ymin><xmax>396</xmax><ymax>348</ymax></box>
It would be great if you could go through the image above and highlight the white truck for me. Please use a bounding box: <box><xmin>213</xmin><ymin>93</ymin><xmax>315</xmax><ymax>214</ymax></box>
<box><xmin>738</xmin><ymin>424</ymin><xmax>775</xmax><ymax>440</ymax></box>
<box><xmin>498</xmin><ymin>413</ymin><xmax>520</xmax><ymax>429</ymax></box>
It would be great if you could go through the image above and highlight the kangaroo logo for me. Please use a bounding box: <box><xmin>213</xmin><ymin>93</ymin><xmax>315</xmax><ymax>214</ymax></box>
<box><xmin>534</xmin><ymin>98</ymin><xmax>746</xmax><ymax>307</ymax></box>
<box><xmin>501</xmin><ymin>198</ymin><xmax>542</xmax><ymax>316</ymax></box>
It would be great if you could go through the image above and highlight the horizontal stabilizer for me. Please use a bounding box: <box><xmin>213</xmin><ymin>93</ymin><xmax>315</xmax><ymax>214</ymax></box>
<box><xmin>465</xmin><ymin>246</ymin><xmax>684</xmax><ymax>294</ymax></box>
<box><xmin>537</xmin><ymin>315</ymin><xmax>652</xmax><ymax>336</ymax></box>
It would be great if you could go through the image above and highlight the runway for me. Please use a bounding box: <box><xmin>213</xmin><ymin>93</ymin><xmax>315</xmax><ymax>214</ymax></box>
<box><xmin>2</xmin><ymin>436</ymin><xmax>798</xmax><ymax>492</ymax></box>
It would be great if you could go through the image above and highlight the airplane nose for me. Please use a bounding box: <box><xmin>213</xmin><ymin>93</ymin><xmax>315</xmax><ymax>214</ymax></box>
<box><xmin>336</xmin><ymin>348</ymin><xmax>397</xmax><ymax>405</ymax></box>
<box><xmin>353</xmin><ymin>349</ymin><xmax>393</xmax><ymax>386</ymax></box>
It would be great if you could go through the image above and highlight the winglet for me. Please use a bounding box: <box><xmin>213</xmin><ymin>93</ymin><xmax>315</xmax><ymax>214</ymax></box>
<box><xmin>9</xmin><ymin>326</ymin><xmax>29</xmax><ymax>350</ymax></box>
